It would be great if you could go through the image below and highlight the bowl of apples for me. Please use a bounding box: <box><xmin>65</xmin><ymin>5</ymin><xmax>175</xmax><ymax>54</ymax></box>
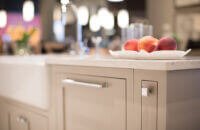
<box><xmin>109</xmin><ymin>36</ymin><xmax>191</xmax><ymax>60</ymax></box>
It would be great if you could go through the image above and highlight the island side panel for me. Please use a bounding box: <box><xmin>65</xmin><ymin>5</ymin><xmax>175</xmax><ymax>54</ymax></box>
<box><xmin>134</xmin><ymin>70</ymin><xmax>167</xmax><ymax>130</ymax></box>
<box><xmin>167</xmin><ymin>70</ymin><xmax>200</xmax><ymax>130</ymax></box>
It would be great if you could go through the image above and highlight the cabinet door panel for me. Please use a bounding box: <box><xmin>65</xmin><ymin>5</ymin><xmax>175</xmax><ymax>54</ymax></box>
<box><xmin>141</xmin><ymin>81</ymin><xmax>158</xmax><ymax>130</ymax></box>
<box><xmin>10</xmin><ymin>106</ymin><xmax>48</xmax><ymax>130</ymax></box>
<box><xmin>10</xmin><ymin>114</ymin><xmax>29</xmax><ymax>130</ymax></box>
<box><xmin>62</xmin><ymin>74</ymin><xmax>126</xmax><ymax>130</ymax></box>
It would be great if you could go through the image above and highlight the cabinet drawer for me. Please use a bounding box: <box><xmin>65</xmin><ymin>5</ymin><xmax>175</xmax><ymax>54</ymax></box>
<box><xmin>9</xmin><ymin>106</ymin><xmax>48</xmax><ymax>130</ymax></box>
<box><xmin>60</xmin><ymin>74</ymin><xmax>126</xmax><ymax>130</ymax></box>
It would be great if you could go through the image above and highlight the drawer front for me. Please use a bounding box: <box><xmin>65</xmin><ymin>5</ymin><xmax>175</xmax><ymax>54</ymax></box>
<box><xmin>9</xmin><ymin>106</ymin><xmax>48</xmax><ymax>130</ymax></box>
<box><xmin>61</xmin><ymin>74</ymin><xmax>126</xmax><ymax>130</ymax></box>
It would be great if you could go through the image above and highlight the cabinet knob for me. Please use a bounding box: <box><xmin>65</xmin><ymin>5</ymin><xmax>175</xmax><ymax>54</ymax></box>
<box><xmin>142</xmin><ymin>87</ymin><xmax>152</xmax><ymax>97</ymax></box>
<box><xmin>16</xmin><ymin>116</ymin><xmax>28</xmax><ymax>124</ymax></box>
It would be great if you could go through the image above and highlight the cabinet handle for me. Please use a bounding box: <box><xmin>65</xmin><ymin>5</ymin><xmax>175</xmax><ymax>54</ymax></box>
<box><xmin>16</xmin><ymin>116</ymin><xmax>28</xmax><ymax>124</ymax></box>
<box><xmin>62</xmin><ymin>79</ymin><xmax>107</xmax><ymax>88</ymax></box>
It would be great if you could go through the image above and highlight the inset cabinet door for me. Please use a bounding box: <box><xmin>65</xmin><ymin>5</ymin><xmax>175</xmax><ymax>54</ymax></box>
<box><xmin>9</xmin><ymin>106</ymin><xmax>48</xmax><ymax>130</ymax></box>
<box><xmin>10</xmin><ymin>112</ymin><xmax>29</xmax><ymax>130</ymax></box>
<box><xmin>141</xmin><ymin>81</ymin><xmax>158</xmax><ymax>130</ymax></box>
<box><xmin>60</xmin><ymin>74</ymin><xmax>126</xmax><ymax>130</ymax></box>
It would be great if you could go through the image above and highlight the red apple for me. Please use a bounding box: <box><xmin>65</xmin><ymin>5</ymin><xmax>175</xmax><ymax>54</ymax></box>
<box><xmin>138</xmin><ymin>36</ymin><xmax>158</xmax><ymax>53</ymax></box>
<box><xmin>124</xmin><ymin>39</ymin><xmax>139</xmax><ymax>51</ymax></box>
<box><xmin>158</xmin><ymin>37</ymin><xmax>177</xmax><ymax>50</ymax></box>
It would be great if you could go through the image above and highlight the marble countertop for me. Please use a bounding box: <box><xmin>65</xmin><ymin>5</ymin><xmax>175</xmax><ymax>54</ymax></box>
<box><xmin>46</xmin><ymin>55</ymin><xmax>200</xmax><ymax>70</ymax></box>
<box><xmin>0</xmin><ymin>55</ymin><xmax>200</xmax><ymax>70</ymax></box>
<box><xmin>0</xmin><ymin>55</ymin><xmax>47</xmax><ymax>65</ymax></box>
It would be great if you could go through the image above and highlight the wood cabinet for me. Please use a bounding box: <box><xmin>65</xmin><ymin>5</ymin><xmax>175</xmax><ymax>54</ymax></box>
<box><xmin>9</xmin><ymin>106</ymin><xmax>48</xmax><ymax>130</ymax></box>
<box><xmin>0</xmin><ymin>97</ymin><xmax>49</xmax><ymax>130</ymax></box>
<box><xmin>52</xmin><ymin>66</ymin><xmax>134</xmax><ymax>130</ymax></box>
<box><xmin>62</xmin><ymin>74</ymin><xmax>126</xmax><ymax>130</ymax></box>
<box><xmin>52</xmin><ymin>65</ymin><xmax>200</xmax><ymax>130</ymax></box>
<box><xmin>1</xmin><ymin>63</ymin><xmax>200</xmax><ymax>130</ymax></box>
<box><xmin>141</xmin><ymin>81</ymin><xmax>158</xmax><ymax>130</ymax></box>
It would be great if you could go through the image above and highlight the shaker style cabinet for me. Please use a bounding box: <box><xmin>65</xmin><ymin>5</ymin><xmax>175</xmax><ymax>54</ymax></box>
<box><xmin>9</xmin><ymin>106</ymin><xmax>48</xmax><ymax>130</ymax></box>
<box><xmin>52</xmin><ymin>66</ymin><xmax>134</xmax><ymax>130</ymax></box>
<box><xmin>0</xmin><ymin>94</ymin><xmax>49</xmax><ymax>130</ymax></box>
<box><xmin>61</xmin><ymin>74</ymin><xmax>126</xmax><ymax>130</ymax></box>
<box><xmin>0</xmin><ymin>99</ymin><xmax>49</xmax><ymax>130</ymax></box>
<box><xmin>52</xmin><ymin>66</ymin><xmax>161</xmax><ymax>130</ymax></box>
<box><xmin>52</xmin><ymin>65</ymin><xmax>200</xmax><ymax>130</ymax></box>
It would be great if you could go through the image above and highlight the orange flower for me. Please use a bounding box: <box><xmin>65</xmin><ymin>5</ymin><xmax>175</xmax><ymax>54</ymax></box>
<box><xmin>27</xmin><ymin>26</ymin><xmax>35</xmax><ymax>35</ymax></box>
<box><xmin>6</xmin><ymin>25</ymin><xmax>25</xmax><ymax>42</ymax></box>
<box><xmin>6</xmin><ymin>26</ymin><xmax>14</xmax><ymax>35</ymax></box>
<box><xmin>29</xmin><ymin>28</ymin><xmax>41</xmax><ymax>46</ymax></box>
<box><xmin>6</xmin><ymin>25</ymin><xmax>41</xmax><ymax>45</ymax></box>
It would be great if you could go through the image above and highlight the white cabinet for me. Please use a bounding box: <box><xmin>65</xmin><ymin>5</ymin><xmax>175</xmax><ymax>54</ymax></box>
<box><xmin>61</xmin><ymin>74</ymin><xmax>126</xmax><ymax>130</ymax></box>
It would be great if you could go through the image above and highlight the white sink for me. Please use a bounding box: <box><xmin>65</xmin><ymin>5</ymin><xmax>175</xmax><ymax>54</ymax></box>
<box><xmin>0</xmin><ymin>55</ymin><xmax>50</xmax><ymax>109</ymax></box>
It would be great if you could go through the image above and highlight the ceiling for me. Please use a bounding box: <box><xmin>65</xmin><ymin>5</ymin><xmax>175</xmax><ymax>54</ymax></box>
<box><xmin>0</xmin><ymin>0</ymin><xmax>145</xmax><ymax>16</ymax></box>
<box><xmin>108</xmin><ymin>0</ymin><xmax>145</xmax><ymax>11</ymax></box>
<box><xmin>0</xmin><ymin>0</ymin><xmax>39</xmax><ymax>13</ymax></box>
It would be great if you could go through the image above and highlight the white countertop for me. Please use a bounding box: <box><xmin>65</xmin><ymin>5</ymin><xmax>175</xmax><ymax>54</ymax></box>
<box><xmin>46</xmin><ymin>55</ymin><xmax>200</xmax><ymax>71</ymax></box>
<box><xmin>1</xmin><ymin>55</ymin><xmax>200</xmax><ymax>70</ymax></box>
<box><xmin>0</xmin><ymin>55</ymin><xmax>199</xmax><ymax>109</ymax></box>
<box><xmin>0</xmin><ymin>55</ymin><xmax>47</xmax><ymax>65</ymax></box>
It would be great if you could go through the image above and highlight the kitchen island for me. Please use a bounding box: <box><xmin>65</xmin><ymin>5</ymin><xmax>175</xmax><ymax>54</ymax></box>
<box><xmin>0</xmin><ymin>55</ymin><xmax>200</xmax><ymax>130</ymax></box>
<box><xmin>47</xmin><ymin>55</ymin><xmax>200</xmax><ymax>130</ymax></box>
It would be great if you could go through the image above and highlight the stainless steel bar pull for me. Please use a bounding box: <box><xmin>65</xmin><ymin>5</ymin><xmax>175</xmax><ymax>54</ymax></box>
<box><xmin>62</xmin><ymin>79</ymin><xmax>106</xmax><ymax>88</ymax></box>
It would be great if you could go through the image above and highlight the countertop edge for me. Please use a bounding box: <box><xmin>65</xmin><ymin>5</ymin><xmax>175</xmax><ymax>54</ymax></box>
<box><xmin>46</xmin><ymin>58</ymin><xmax>200</xmax><ymax>71</ymax></box>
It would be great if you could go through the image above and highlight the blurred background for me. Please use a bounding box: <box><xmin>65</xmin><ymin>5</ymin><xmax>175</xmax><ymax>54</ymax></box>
<box><xmin>0</xmin><ymin>0</ymin><xmax>200</xmax><ymax>55</ymax></box>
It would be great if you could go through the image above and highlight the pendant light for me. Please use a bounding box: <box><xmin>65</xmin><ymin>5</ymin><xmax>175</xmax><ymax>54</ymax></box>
<box><xmin>98</xmin><ymin>8</ymin><xmax>114</xmax><ymax>30</ymax></box>
<box><xmin>117</xmin><ymin>9</ymin><xmax>129</xmax><ymax>28</ymax></box>
<box><xmin>89</xmin><ymin>15</ymin><xmax>100</xmax><ymax>32</ymax></box>
<box><xmin>103</xmin><ymin>11</ymin><xmax>114</xmax><ymax>30</ymax></box>
<box><xmin>0</xmin><ymin>10</ymin><xmax>7</xmax><ymax>28</ymax></box>
<box><xmin>98</xmin><ymin>8</ymin><xmax>109</xmax><ymax>28</ymax></box>
<box><xmin>23</xmin><ymin>0</ymin><xmax>35</xmax><ymax>22</ymax></box>
<box><xmin>107</xmin><ymin>0</ymin><xmax>124</xmax><ymax>2</ymax></box>
<box><xmin>78</xmin><ymin>6</ymin><xmax>89</xmax><ymax>26</ymax></box>
<box><xmin>60</xmin><ymin>0</ymin><xmax>69</xmax><ymax>5</ymax></box>
<box><xmin>53</xmin><ymin>5</ymin><xmax>62</xmax><ymax>21</ymax></box>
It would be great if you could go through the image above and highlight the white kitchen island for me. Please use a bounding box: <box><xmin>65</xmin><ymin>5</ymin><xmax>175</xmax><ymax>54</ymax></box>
<box><xmin>0</xmin><ymin>55</ymin><xmax>200</xmax><ymax>130</ymax></box>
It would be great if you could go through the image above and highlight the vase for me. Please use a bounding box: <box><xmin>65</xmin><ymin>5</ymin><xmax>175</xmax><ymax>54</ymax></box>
<box><xmin>15</xmin><ymin>45</ymin><xmax>30</xmax><ymax>55</ymax></box>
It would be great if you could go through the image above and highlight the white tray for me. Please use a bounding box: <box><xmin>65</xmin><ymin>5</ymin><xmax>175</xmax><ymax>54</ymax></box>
<box><xmin>109</xmin><ymin>49</ymin><xmax>191</xmax><ymax>60</ymax></box>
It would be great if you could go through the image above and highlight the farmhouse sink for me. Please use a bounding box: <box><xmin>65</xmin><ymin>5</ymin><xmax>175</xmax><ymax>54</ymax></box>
<box><xmin>0</xmin><ymin>55</ymin><xmax>50</xmax><ymax>109</ymax></box>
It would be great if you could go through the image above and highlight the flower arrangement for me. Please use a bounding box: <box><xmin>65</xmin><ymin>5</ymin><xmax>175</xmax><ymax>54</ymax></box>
<box><xmin>6</xmin><ymin>25</ymin><xmax>40</xmax><ymax>55</ymax></box>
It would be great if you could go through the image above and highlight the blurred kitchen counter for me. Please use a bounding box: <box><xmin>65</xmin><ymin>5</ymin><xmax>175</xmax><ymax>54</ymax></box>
<box><xmin>0</xmin><ymin>55</ymin><xmax>200</xmax><ymax>71</ymax></box>
<box><xmin>46</xmin><ymin>55</ymin><xmax>200</xmax><ymax>71</ymax></box>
